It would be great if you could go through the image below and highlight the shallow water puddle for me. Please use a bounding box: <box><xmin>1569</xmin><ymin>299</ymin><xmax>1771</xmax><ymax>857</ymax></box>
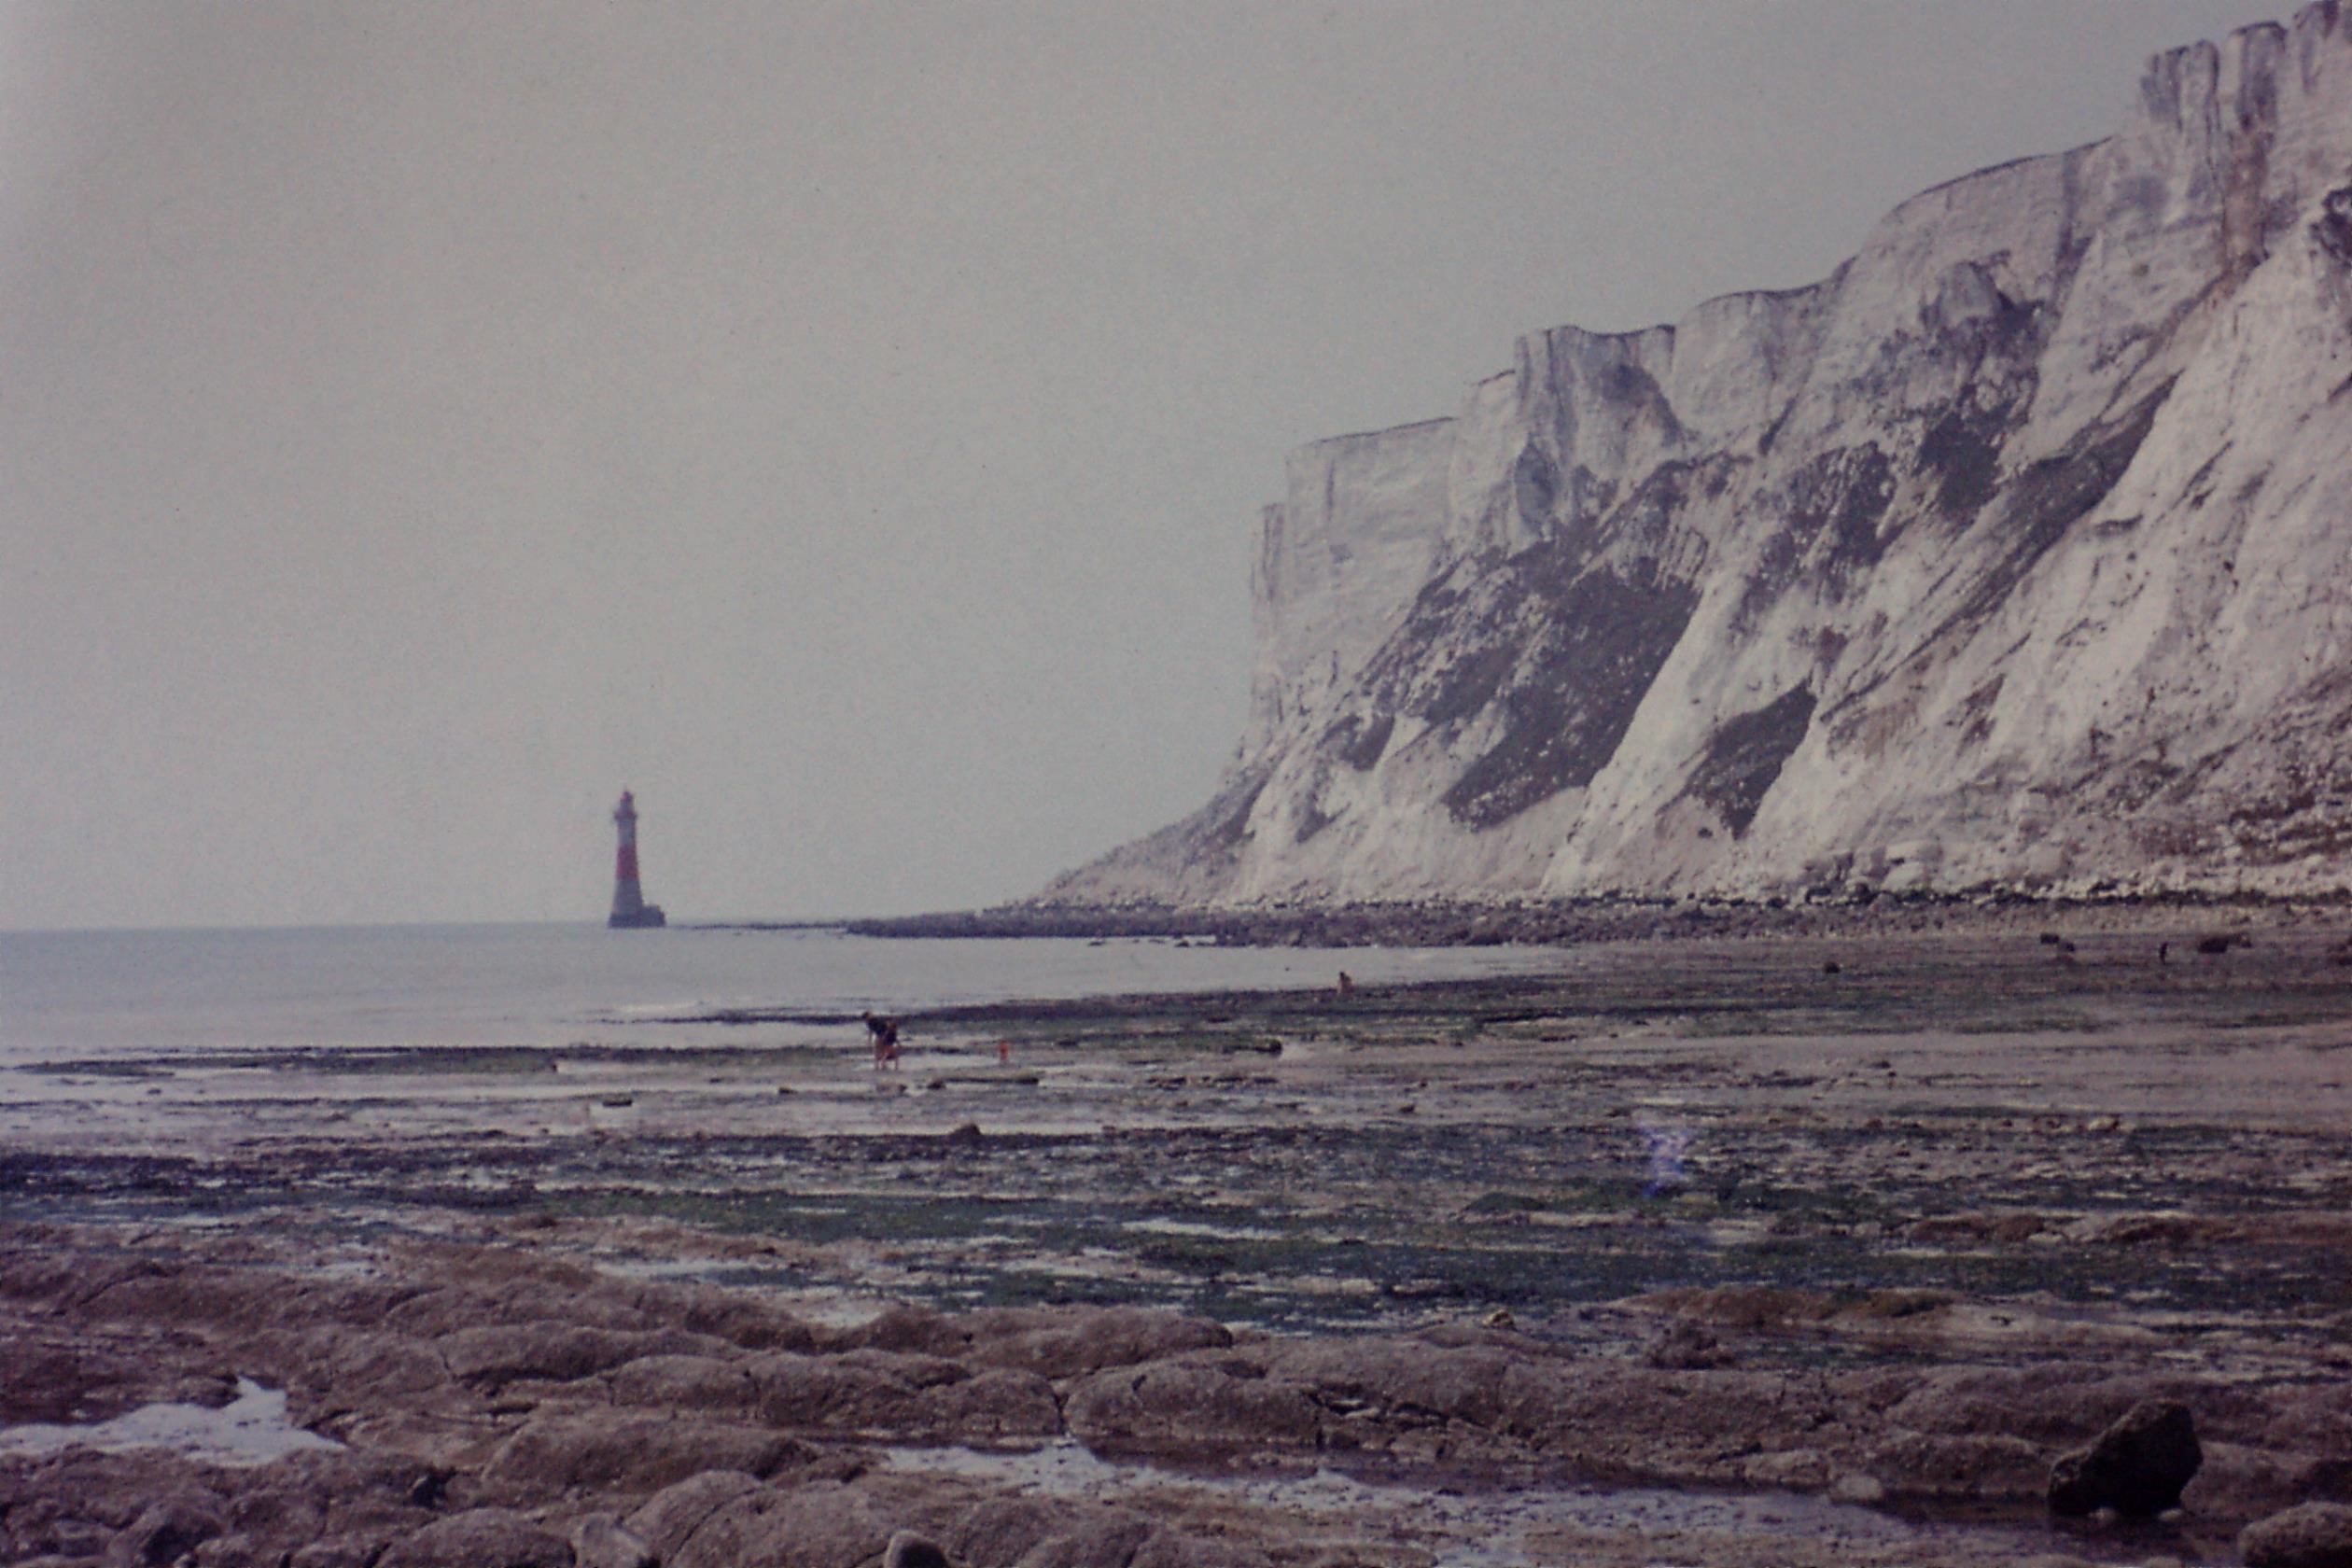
<box><xmin>0</xmin><ymin>1379</ymin><xmax>342</xmax><ymax>1466</ymax></box>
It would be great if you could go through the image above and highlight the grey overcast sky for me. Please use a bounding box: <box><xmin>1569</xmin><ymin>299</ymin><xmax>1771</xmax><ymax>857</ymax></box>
<box><xmin>0</xmin><ymin>1</ymin><xmax>2294</xmax><ymax>931</ymax></box>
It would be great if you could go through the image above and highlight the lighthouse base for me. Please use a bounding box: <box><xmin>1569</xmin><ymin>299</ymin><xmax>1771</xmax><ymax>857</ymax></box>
<box><xmin>609</xmin><ymin>905</ymin><xmax>667</xmax><ymax>930</ymax></box>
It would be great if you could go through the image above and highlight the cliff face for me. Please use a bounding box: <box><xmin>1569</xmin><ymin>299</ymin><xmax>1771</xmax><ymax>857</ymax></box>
<box><xmin>1052</xmin><ymin>7</ymin><xmax>2352</xmax><ymax>905</ymax></box>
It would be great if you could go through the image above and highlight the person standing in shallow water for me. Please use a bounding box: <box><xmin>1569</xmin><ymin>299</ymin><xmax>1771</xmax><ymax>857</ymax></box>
<box><xmin>861</xmin><ymin>1011</ymin><xmax>902</xmax><ymax>1069</ymax></box>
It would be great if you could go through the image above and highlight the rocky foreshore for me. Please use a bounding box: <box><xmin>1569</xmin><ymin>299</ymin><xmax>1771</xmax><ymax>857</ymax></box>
<box><xmin>5</xmin><ymin>1222</ymin><xmax>2347</xmax><ymax>1568</ymax></box>
<box><xmin>833</xmin><ymin>890</ymin><xmax>2352</xmax><ymax>949</ymax></box>
<box><xmin>8</xmin><ymin>923</ymin><xmax>2352</xmax><ymax>1565</ymax></box>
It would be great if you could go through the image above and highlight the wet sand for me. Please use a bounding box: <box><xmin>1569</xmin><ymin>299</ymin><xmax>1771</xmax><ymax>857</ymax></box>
<box><xmin>3</xmin><ymin>916</ymin><xmax>2350</xmax><ymax>1563</ymax></box>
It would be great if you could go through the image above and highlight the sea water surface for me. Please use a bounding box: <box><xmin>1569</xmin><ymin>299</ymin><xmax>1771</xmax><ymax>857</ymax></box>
<box><xmin>0</xmin><ymin>922</ymin><xmax>1561</xmax><ymax>1063</ymax></box>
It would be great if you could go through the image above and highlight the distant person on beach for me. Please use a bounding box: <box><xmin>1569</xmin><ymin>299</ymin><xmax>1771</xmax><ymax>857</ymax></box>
<box><xmin>861</xmin><ymin>1011</ymin><xmax>902</xmax><ymax>1069</ymax></box>
<box><xmin>1336</xmin><ymin>971</ymin><xmax>1356</xmax><ymax>1000</ymax></box>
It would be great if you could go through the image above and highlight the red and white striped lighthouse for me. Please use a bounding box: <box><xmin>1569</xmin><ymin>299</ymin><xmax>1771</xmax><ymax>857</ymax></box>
<box><xmin>608</xmin><ymin>790</ymin><xmax>666</xmax><ymax>929</ymax></box>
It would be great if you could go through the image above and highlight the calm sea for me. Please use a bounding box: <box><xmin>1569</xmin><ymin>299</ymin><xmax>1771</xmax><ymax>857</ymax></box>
<box><xmin>0</xmin><ymin>923</ymin><xmax>1561</xmax><ymax>1062</ymax></box>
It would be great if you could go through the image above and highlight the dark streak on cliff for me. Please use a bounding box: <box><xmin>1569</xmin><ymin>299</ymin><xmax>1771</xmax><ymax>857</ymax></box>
<box><xmin>1433</xmin><ymin>562</ymin><xmax>1697</xmax><ymax>830</ymax></box>
<box><xmin>1828</xmin><ymin>382</ymin><xmax>2174</xmax><ymax>739</ymax></box>
<box><xmin>1919</xmin><ymin>398</ymin><xmax>2023</xmax><ymax>519</ymax></box>
<box><xmin>1950</xmin><ymin>383</ymin><xmax>2171</xmax><ymax>631</ymax></box>
<box><xmin>1328</xmin><ymin>712</ymin><xmax>1395</xmax><ymax>772</ymax></box>
<box><xmin>1734</xmin><ymin>445</ymin><xmax>1899</xmax><ymax>631</ymax></box>
<box><xmin>1685</xmin><ymin>686</ymin><xmax>1819</xmax><ymax>836</ymax></box>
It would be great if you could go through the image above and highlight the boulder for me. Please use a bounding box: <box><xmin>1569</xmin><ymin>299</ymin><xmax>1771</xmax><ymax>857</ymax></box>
<box><xmin>289</xmin><ymin>1534</ymin><xmax>401</xmax><ymax>1568</ymax></box>
<box><xmin>2242</xmin><ymin>1502</ymin><xmax>2352</xmax><ymax>1568</ymax></box>
<box><xmin>483</xmin><ymin>1410</ymin><xmax>814</xmax><ymax>1496</ymax></box>
<box><xmin>281</xmin><ymin>1325</ymin><xmax>456</xmax><ymax>1415</ymax></box>
<box><xmin>1865</xmin><ymin>1430</ymin><xmax>2050</xmax><ymax>1503</ymax></box>
<box><xmin>2048</xmin><ymin>1399</ymin><xmax>2202</xmax><ymax>1517</ymax></box>
<box><xmin>570</xmin><ymin>1513</ymin><xmax>658</xmax><ymax>1568</ymax></box>
<box><xmin>104</xmin><ymin>1491</ymin><xmax>227</xmax><ymax>1566</ymax></box>
<box><xmin>1129</xmin><ymin>1535</ymin><xmax>1276</xmax><ymax>1568</ymax></box>
<box><xmin>749</xmin><ymin>1351</ymin><xmax>928</xmax><ymax>1433</ymax></box>
<box><xmin>377</xmin><ymin>1507</ymin><xmax>571</xmax><ymax>1568</ymax></box>
<box><xmin>648</xmin><ymin>1282</ymin><xmax>821</xmax><ymax>1354</ymax></box>
<box><xmin>437</xmin><ymin>1323</ymin><xmax>729</xmax><ymax>1390</ymax></box>
<box><xmin>1062</xmin><ymin>1357</ymin><xmax>1323</xmax><ymax>1457</ymax></box>
<box><xmin>609</xmin><ymin>1353</ymin><xmax>761</xmax><ymax>1414</ymax></box>
<box><xmin>964</xmin><ymin>1307</ymin><xmax>1232</xmax><ymax>1380</ymax></box>
<box><xmin>998</xmin><ymin>1512</ymin><xmax>1154</xmax><ymax>1568</ymax></box>
<box><xmin>666</xmin><ymin>1481</ymin><xmax>891</xmax><ymax>1568</ymax></box>
<box><xmin>913</xmin><ymin>1367</ymin><xmax>1063</xmax><ymax>1440</ymax></box>
<box><xmin>623</xmin><ymin>1471</ymin><xmax>766</xmax><ymax>1562</ymax></box>
<box><xmin>945</xmin><ymin>1496</ymin><xmax>1066</xmax><ymax>1567</ymax></box>
<box><xmin>1644</xmin><ymin>1319</ymin><xmax>1732</xmax><ymax>1370</ymax></box>
<box><xmin>883</xmin><ymin>1531</ymin><xmax>953</xmax><ymax>1568</ymax></box>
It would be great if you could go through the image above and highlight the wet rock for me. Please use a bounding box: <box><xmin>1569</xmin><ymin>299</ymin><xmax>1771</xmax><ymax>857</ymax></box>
<box><xmin>845</xmin><ymin>1302</ymin><xmax>964</xmax><ymax>1356</ymax></box>
<box><xmin>289</xmin><ymin>1533</ymin><xmax>399</xmax><ymax>1568</ymax></box>
<box><xmin>280</xmin><ymin>1325</ymin><xmax>456</xmax><ymax>1416</ymax></box>
<box><xmin>0</xmin><ymin>1330</ymin><xmax>227</xmax><ymax>1425</ymax></box>
<box><xmin>1644</xmin><ymin>1318</ymin><xmax>1733</xmax><ymax>1369</ymax></box>
<box><xmin>2188</xmin><ymin>1437</ymin><xmax>2352</xmax><ymax>1523</ymax></box>
<box><xmin>658</xmin><ymin>1286</ymin><xmax>820</xmax><ymax>1354</ymax></box>
<box><xmin>569</xmin><ymin>1513</ymin><xmax>658</xmax><ymax>1568</ymax></box>
<box><xmin>608</xmin><ymin>1352</ymin><xmax>761</xmax><ymax>1413</ymax></box>
<box><xmin>1635</xmin><ymin>1284</ymin><xmax>1841</xmax><ymax>1330</ymax></box>
<box><xmin>1002</xmin><ymin>1511</ymin><xmax>1154</xmax><ymax>1568</ymax></box>
<box><xmin>1063</xmin><ymin>1356</ymin><xmax>1324</xmax><ymax>1458</ymax></box>
<box><xmin>666</xmin><ymin>1480</ymin><xmax>891</xmax><ymax>1568</ymax></box>
<box><xmin>624</xmin><ymin>1471</ymin><xmax>766</xmax><ymax>1562</ymax></box>
<box><xmin>0</xmin><ymin>1455</ymin><xmax>217</xmax><ymax>1563</ymax></box>
<box><xmin>1907</xmin><ymin>1211</ymin><xmax>2049</xmax><ymax>1244</ymax></box>
<box><xmin>1132</xmin><ymin>1539</ymin><xmax>1275</xmax><ymax>1568</ymax></box>
<box><xmin>915</xmin><ymin>1367</ymin><xmax>1064</xmax><ymax>1440</ymax></box>
<box><xmin>833</xmin><ymin>1347</ymin><xmax>972</xmax><ymax>1391</ymax></box>
<box><xmin>190</xmin><ymin>1533</ymin><xmax>261</xmax><ymax>1567</ymax></box>
<box><xmin>961</xmin><ymin>1306</ymin><xmax>1234</xmax><ymax>1379</ymax></box>
<box><xmin>104</xmin><ymin>1491</ymin><xmax>227</xmax><ymax>1566</ymax></box>
<box><xmin>377</xmin><ymin>1507</ymin><xmax>571</xmax><ymax>1568</ymax></box>
<box><xmin>228</xmin><ymin>1450</ymin><xmax>442</xmax><ymax>1551</ymax></box>
<box><xmin>482</xmin><ymin>1409</ymin><xmax>815</xmax><ymax>1497</ymax></box>
<box><xmin>946</xmin><ymin>1495</ymin><xmax>1067</xmax><ymax>1567</ymax></box>
<box><xmin>1740</xmin><ymin>1448</ymin><xmax>1829</xmax><ymax>1491</ymax></box>
<box><xmin>2241</xmin><ymin>1502</ymin><xmax>2352</xmax><ymax>1568</ymax></box>
<box><xmin>2048</xmin><ymin>1399</ymin><xmax>2202</xmax><ymax>1518</ymax></box>
<box><xmin>749</xmin><ymin>1350</ymin><xmax>930</xmax><ymax>1433</ymax></box>
<box><xmin>1866</xmin><ymin>1430</ymin><xmax>2050</xmax><ymax>1503</ymax></box>
<box><xmin>1881</xmin><ymin>1365</ymin><xmax>2136</xmax><ymax>1446</ymax></box>
<box><xmin>437</xmin><ymin>1323</ymin><xmax>731</xmax><ymax>1391</ymax></box>
<box><xmin>884</xmin><ymin>1530</ymin><xmax>953</xmax><ymax>1568</ymax></box>
<box><xmin>1844</xmin><ymin>1288</ymin><xmax>1954</xmax><ymax>1321</ymax></box>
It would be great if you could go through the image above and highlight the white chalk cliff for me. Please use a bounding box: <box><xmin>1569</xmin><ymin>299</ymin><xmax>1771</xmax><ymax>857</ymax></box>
<box><xmin>1051</xmin><ymin>7</ymin><xmax>2352</xmax><ymax>905</ymax></box>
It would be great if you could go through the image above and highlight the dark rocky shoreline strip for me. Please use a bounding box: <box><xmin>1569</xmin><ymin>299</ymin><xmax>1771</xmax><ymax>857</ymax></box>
<box><xmin>814</xmin><ymin>890</ymin><xmax>2352</xmax><ymax>950</ymax></box>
